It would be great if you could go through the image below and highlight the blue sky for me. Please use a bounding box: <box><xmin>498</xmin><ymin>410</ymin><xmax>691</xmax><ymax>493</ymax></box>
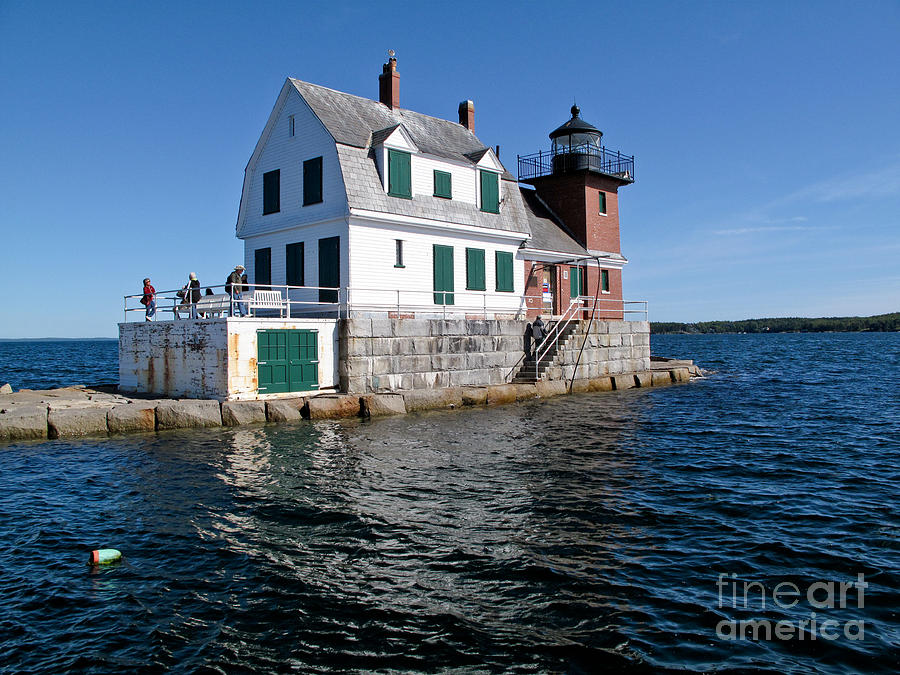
<box><xmin>1</xmin><ymin>0</ymin><xmax>898</xmax><ymax>337</ymax></box>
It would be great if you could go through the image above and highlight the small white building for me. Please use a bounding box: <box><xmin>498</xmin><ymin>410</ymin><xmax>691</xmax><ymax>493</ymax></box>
<box><xmin>235</xmin><ymin>56</ymin><xmax>629</xmax><ymax>319</ymax></box>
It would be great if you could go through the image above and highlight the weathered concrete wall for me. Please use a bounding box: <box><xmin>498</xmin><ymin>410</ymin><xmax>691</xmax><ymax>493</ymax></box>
<box><xmin>119</xmin><ymin>320</ymin><xmax>229</xmax><ymax>399</ymax></box>
<box><xmin>547</xmin><ymin>320</ymin><xmax>650</xmax><ymax>382</ymax></box>
<box><xmin>119</xmin><ymin>318</ymin><xmax>338</xmax><ymax>400</ymax></box>
<box><xmin>339</xmin><ymin>318</ymin><xmax>649</xmax><ymax>394</ymax></box>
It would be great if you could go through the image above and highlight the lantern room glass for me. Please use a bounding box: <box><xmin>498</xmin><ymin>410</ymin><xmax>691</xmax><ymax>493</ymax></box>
<box><xmin>552</xmin><ymin>130</ymin><xmax>603</xmax><ymax>155</ymax></box>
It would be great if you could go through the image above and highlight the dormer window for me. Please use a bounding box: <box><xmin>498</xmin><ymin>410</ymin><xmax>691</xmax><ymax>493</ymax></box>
<box><xmin>479</xmin><ymin>170</ymin><xmax>499</xmax><ymax>213</ymax></box>
<box><xmin>388</xmin><ymin>149</ymin><xmax>412</xmax><ymax>199</ymax></box>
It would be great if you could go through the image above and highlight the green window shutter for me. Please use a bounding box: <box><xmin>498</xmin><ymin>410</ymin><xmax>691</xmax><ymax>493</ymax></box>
<box><xmin>601</xmin><ymin>269</ymin><xmax>610</xmax><ymax>292</ymax></box>
<box><xmin>570</xmin><ymin>266</ymin><xmax>582</xmax><ymax>298</ymax></box>
<box><xmin>303</xmin><ymin>157</ymin><xmax>323</xmax><ymax>205</ymax></box>
<box><xmin>388</xmin><ymin>149</ymin><xmax>412</xmax><ymax>198</ymax></box>
<box><xmin>466</xmin><ymin>248</ymin><xmax>485</xmax><ymax>290</ymax></box>
<box><xmin>433</xmin><ymin>244</ymin><xmax>455</xmax><ymax>305</ymax></box>
<box><xmin>480</xmin><ymin>170</ymin><xmax>499</xmax><ymax>213</ymax></box>
<box><xmin>286</xmin><ymin>242</ymin><xmax>304</xmax><ymax>286</ymax></box>
<box><xmin>263</xmin><ymin>170</ymin><xmax>280</xmax><ymax>214</ymax></box>
<box><xmin>495</xmin><ymin>251</ymin><xmax>513</xmax><ymax>292</ymax></box>
<box><xmin>433</xmin><ymin>170</ymin><xmax>452</xmax><ymax>198</ymax></box>
<box><xmin>318</xmin><ymin>236</ymin><xmax>340</xmax><ymax>303</ymax></box>
<box><xmin>599</xmin><ymin>191</ymin><xmax>607</xmax><ymax>214</ymax></box>
<box><xmin>395</xmin><ymin>239</ymin><xmax>404</xmax><ymax>267</ymax></box>
<box><xmin>254</xmin><ymin>247</ymin><xmax>271</xmax><ymax>287</ymax></box>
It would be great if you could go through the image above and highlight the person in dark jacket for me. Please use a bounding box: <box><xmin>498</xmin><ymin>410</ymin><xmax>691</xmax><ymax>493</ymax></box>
<box><xmin>188</xmin><ymin>272</ymin><xmax>201</xmax><ymax>319</ymax></box>
<box><xmin>225</xmin><ymin>264</ymin><xmax>246</xmax><ymax>316</ymax></box>
<box><xmin>531</xmin><ymin>315</ymin><xmax>546</xmax><ymax>351</ymax></box>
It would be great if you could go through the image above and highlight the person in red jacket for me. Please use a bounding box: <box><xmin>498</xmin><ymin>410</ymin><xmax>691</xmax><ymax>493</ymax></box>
<box><xmin>141</xmin><ymin>278</ymin><xmax>156</xmax><ymax>321</ymax></box>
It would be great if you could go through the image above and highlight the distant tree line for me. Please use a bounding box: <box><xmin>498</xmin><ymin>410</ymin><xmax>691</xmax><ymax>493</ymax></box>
<box><xmin>651</xmin><ymin>313</ymin><xmax>900</xmax><ymax>334</ymax></box>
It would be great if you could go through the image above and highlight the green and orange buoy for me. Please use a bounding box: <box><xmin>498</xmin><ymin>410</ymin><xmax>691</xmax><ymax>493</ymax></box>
<box><xmin>88</xmin><ymin>549</ymin><xmax>122</xmax><ymax>565</ymax></box>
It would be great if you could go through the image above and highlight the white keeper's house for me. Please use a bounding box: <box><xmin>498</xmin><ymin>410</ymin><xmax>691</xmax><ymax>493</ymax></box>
<box><xmin>119</xmin><ymin>55</ymin><xmax>649</xmax><ymax>399</ymax></box>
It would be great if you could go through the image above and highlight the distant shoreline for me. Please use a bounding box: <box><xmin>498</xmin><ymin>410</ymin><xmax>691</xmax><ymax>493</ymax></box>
<box><xmin>651</xmin><ymin>313</ymin><xmax>899</xmax><ymax>334</ymax></box>
<box><xmin>0</xmin><ymin>337</ymin><xmax>117</xmax><ymax>342</ymax></box>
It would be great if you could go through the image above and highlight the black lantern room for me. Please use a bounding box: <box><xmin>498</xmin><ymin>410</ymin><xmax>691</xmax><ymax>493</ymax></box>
<box><xmin>549</xmin><ymin>105</ymin><xmax>603</xmax><ymax>155</ymax></box>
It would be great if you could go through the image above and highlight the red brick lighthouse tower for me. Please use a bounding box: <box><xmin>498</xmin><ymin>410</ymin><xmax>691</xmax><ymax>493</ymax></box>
<box><xmin>519</xmin><ymin>106</ymin><xmax>634</xmax><ymax>318</ymax></box>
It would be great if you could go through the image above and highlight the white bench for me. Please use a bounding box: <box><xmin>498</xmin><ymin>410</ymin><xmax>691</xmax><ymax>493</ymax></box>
<box><xmin>247</xmin><ymin>290</ymin><xmax>287</xmax><ymax>317</ymax></box>
<box><xmin>195</xmin><ymin>294</ymin><xmax>232</xmax><ymax>317</ymax></box>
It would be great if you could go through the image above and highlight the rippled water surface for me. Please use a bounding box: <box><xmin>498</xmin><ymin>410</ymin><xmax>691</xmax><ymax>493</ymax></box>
<box><xmin>0</xmin><ymin>340</ymin><xmax>118</xmax><ymax>390</ymax></box>
<box><xmin>1</xmin><ymin>334</ymin><xmax>898</xmax><ymax>673</ymax></box>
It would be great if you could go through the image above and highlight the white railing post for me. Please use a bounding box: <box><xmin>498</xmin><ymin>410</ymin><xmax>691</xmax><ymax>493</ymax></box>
<box><xmin>397</xmin><ymin>289</ymin><xmax>401</xmax><ymax>316</ymax></box>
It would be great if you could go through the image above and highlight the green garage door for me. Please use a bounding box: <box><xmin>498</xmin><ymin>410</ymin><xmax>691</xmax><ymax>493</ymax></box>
<box><xmin>258</xmin><ymin>329</ymin><xmax>319</xmax><ymax>393</ymax></box>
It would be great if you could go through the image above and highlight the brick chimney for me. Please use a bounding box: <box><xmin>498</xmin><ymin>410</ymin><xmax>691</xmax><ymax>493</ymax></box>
<box><xmin>458</xmin><ymin>100</ymin><xmax>474</xmax><ymax>132</ymax></box>
<box><xmin>379</xmin><ymin>55</ymin><xmax>400</xmax><ymax>109</ymax></box>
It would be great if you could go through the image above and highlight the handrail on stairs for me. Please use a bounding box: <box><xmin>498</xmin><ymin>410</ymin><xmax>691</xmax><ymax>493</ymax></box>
<box><xmin>505</xmin><ymin>299</ymin><xmax>582</xmax><ymax>383</ymax></box>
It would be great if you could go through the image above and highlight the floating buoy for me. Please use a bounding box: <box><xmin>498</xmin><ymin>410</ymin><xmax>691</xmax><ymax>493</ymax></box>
<box><xmin>88</xmin><ymin>549</ymin><xmax>122</xmax><ymax>565</ymax></box>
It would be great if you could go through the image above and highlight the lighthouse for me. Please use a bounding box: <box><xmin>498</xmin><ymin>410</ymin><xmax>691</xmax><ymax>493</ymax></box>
<box><xmin>518</xmin><ymin>106</ymin><xmax>634</xmax><ymax>318</ymax></box>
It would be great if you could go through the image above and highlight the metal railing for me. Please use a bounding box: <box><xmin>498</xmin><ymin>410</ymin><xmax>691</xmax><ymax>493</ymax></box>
<box><xmin>517</xmin><ymin>146</ymin><xmax>635</xmax><ymax>182</ymax></box>
<box><xmin>346</xmin><ymin>287</ymin><xmax>647</xmax><ymax>321</ymax></box>
<box><xmin>123</xmin><ymin>283</ymin><xmax>341</xmax><ymax>322</ymax></box>
<box><xmin>125</xmin><ymin>283</ymin><xmax>648</xmax><ymax>323</ymax></box>
<box><xmin>505</xmin><ymin>298</ymin><xmax>582</xmax><ymax>383</ymax></box>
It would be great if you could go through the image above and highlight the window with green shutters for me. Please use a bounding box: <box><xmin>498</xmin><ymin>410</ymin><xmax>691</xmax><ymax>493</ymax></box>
<box><xmin>466</xmin><ymin>248</ymin><xmax>485</xmax><ymax>290</ymax></box>
<box><xmin>255</xmin><ymin>247</ymin><xmax>271</xmax><ymax>288</ymax></box>
<box><xmin>388</xmin><ymin>149</ymin><xmax>412</xmax><ymax>198</ymax></box>
<box><xmin>433</xmin><ymin>170</ymin><xmax>452</xmax><ymax>199</ymax></box>
<box><xmin>480</xmin><ymin>170</ymin><xmax>499</xmax><ymax>213</ymax></box>
<box><xmin>286</xmin><ymin>242</ymin><xmax>304</xmax><ymax>286</ymax></box>
<box><xmin>433</xmin><ymin>244</ymin><xmax>454</xmax><ymax>305</ymax></box>
<box><xmin>599</xmin><ymin>191</ymin><xmax>607</xmax><ymax>214</ymax></box>
<box><xmin>570</xmin><ymin>266</ymin><xmax>583</xmax><ymax>299</ymax></box>
<box><xmin>263</xmin><ymin>169</ymin><xmax>280</xmax><ymax>214</ymax></box>
<box><xmin>495</xmin><ymin>251</ymin><xmax>513</xmax><ymax>292</ymax></box>
<box><xmin>601</xmin><ymin>269</ymin><xmax>610</xmax><ymax>293</ymax></box>
<box><xmin>303</xmin><ymin>157</ymin><xmax>323</xmax><ymax>205</ymax></box>
<box><xmin>318</xmin><ymin>236</ymin><xmax>339</xmax><ymax>303</ymax></box>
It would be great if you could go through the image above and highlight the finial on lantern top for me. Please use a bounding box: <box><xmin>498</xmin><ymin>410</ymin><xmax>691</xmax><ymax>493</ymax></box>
<box><xmin>388</xmin><ymin>49</ymin><xmax>395</xmax><ymax>58</ymax></box>
<box><xmin>571</xmin><ymin>103</ymin><xmax>580</xmax><ymax>118</ymax></box>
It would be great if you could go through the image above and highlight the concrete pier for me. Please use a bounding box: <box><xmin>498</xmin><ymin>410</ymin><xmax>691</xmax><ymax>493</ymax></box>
<box><xmin>0</xmin><ymin>362</ymin><xmax>702</xmax><ymax>442</ymax></box>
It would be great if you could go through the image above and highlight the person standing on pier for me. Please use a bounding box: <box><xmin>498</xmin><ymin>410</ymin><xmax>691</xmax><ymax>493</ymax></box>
<box><xmin>226</xmin><ymin>264</ymin><xmax>247</xmax><ymax>317</ymax></box>
<box><xmin>187</xmin><ymin>273</ymin><xmax>201</xmax><ymax>319</ymax></box>
<box><xmin>141</xmin><ymin>278</ymin><xmax>156</xmax><ymax>321</ymax></box>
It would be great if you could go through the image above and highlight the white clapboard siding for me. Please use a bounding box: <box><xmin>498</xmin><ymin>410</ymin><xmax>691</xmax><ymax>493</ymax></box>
<box><xmin>411</xmin><ymin>155</ymin><xmax>477</xmax><ymax>206</ymax></box>
<box><xmin>242</xmin><ymin>220</ymin><xmax>350</xmax><ymax>308</ymax></box>
<box><xmin>348</xmin><ymin>220</ymin><xmax>525</xmax><ymax>313</ymax></box>
<box><xmin>238</xmin><ymin>86</ymin><xmax>347</xmax><ymax>239</ymax></box>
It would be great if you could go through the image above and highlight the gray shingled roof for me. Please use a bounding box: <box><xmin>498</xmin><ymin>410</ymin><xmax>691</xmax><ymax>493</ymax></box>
<box><xmin>290</xmin><ymin>79</ymin><xmax>514</xmax><ymax>177</ymax></box>
<box><xmin>336</xmin><ymin>146</ymin><xmax>531</xmax><ymax>234</ymax></box>
<box><xmin>518</xmin><ymin>188</ymin><xmax>588</xmax><ymax>255</ymax></box>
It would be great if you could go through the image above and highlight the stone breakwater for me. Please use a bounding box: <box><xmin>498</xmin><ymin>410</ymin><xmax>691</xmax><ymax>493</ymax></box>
<box><xmin>0</xmin><ymin>364</ymin><xmax>700</xmax><ymax>442</ymax></box>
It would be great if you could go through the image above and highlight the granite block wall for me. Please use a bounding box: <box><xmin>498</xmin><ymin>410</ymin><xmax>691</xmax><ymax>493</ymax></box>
<box><xmin>339</xmin><ymin>318</ymin><xmax>650</xmax><ymax>393</ymax></box>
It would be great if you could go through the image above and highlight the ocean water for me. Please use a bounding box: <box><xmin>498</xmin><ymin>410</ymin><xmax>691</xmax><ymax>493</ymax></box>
<box><xmin>0</xmin><ymin>334</ymin><xmax>897</xmax><ymax>673</ymax></box>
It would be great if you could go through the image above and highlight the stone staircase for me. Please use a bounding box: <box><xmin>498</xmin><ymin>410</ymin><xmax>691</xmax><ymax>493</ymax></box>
<box><xmin>511</xmin><ymin>321</ymin><xmax>579</xmax><ymax>383</ymax></box>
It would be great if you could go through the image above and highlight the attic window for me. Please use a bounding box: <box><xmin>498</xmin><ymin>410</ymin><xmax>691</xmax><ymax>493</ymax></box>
<box><xmin>289</xmin><ymin>115</ymin><xmax>295</xmax><ymax>137</ymax></box>
<box><xmin>263</xmin><ymin>170</ymin><xmax>280</xmax><ymax>215</ymax></box>
<box><xmin>433</xmin><ymin>170</ymin><xmax>452</xmax><ymax>199</ymax></box>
